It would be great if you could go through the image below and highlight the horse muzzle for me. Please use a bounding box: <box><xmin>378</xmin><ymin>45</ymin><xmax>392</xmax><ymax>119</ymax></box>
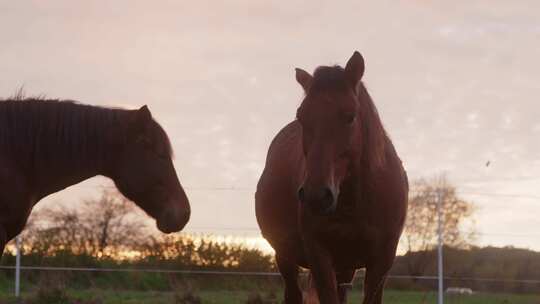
<box><xmin>298</xmin><ymin>185</ymin><xmax>337</xmax><ymax>215</ymax></box>
<box><xmin>157</xmin><ymin>205</ymin><xmax>190</xmax><ymax>233</ymax></box>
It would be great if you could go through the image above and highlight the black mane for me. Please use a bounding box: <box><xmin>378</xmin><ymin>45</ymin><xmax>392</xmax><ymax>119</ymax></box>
<box><xmin>0</xmin><ymin>98</ymin><xmax>172</xmax><ymax>169</ymax></box>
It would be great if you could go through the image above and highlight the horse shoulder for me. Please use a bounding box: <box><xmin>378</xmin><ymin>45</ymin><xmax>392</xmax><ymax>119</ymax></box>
<box><xmin>368</xmin><ymin>140</ymin><xmax>409</xmax><ymax>236</ymax></box>
<box><xmin>256</xmin><ymin>121</ymin><xmax>304</xmax><ymax>254</ymax></box>
<box><xmin>258</xmin><ymin>120</ymin><xmax>304</xmax><ymax>191</ymax></box>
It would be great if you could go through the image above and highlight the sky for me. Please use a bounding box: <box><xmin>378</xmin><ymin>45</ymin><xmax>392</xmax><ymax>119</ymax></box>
<box><xmin>1</xmin><ymin>0</ymin><xmax>539</xmax><ymax>252</ymax></box>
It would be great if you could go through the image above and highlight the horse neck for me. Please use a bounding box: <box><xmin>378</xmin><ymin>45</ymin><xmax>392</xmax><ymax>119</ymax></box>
<box><xmin>357</xmin><ymin>84</ymin><xmax>388</xmax><ymax>177</ymax></box>
<box><xmin>25</xmin><ymin>104</ymin><xmax>130</xmax><ymax>200</ymax></box>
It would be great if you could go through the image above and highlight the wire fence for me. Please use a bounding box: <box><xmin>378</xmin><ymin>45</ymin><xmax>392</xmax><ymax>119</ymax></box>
<box><xmin>2</xmin><ymin>182</ymin><xmax>539</xmax><ymax>303</ymax></box>
<box><xmin>2</xmin><ymin>265</ymin><xmax>540</xmax><ymax>285</ymax></box>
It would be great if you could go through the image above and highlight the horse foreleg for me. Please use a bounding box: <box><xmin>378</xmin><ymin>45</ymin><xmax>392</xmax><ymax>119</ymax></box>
<box><xmin>276</xmin><ymin>254</ymin><xmax>303</xmax><ymax>304</ymax></box>
<box><xmin>304</xmin><ymin>242</ymin><xmax>339</xmax><ymax>304</ymax></box>
<box><xmin>0</xmin><ymin>225</ymin><xmax>6</xmax><ymax>255</ymax></box>
<box><xmin>0</xmin><ymin>166</ymin><xmax>32</xmax><ymax>256</ymax></box>
<box><xmin>0</xmin><ymin>205</ymin><xmax>31</xmax><ymax>257</ymax></box>
<box><xmin>362</xmin><ymin>242</ymin><xmax>398</xmax><ymax>304</ymax></box>
<box><xmin>362</xmin><ymin>266</ymin><xmax>388</xmax><ymax>304</ymax></box>
<box><xmin>336</xmin><ymin>270</ymin><xmax>356</xmax><ymax>304</ymax></box>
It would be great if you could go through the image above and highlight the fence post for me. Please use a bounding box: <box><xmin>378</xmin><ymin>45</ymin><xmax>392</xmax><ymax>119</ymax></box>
<box><xmin>15</xmin><ymin>235</ymin><xmax>21</xmax><ymax>298</ymax></box>
<box><xmin>437</xmin><ymin>188</ymin><xmax>444</xmax><ymax>304</ymax></box>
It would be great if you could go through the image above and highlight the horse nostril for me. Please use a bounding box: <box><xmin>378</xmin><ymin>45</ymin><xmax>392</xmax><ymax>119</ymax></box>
<box><xmin>297</xmin><ymin>187</ymin><xmax>306</xmax><ymax>202</ymax></box>
<box><xmin>322</xmin><ymin>187</ymin><xmax>334</xmax><ymax>207</ymax></box>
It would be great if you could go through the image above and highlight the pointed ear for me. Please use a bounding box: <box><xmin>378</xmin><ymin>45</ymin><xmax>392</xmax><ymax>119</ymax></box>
<box><xmin>295</xmin><ymin>68</ymin><xmax>313</xmax><ymax>92</ymax></box>
<box><xmin>131</xmin><ymin>105</ymin><xmax>153</xmax><ymax>136</ymax></box>
<box><xmin>136</xmin><ymin>105</ymin><xmax>152</xmax><ymax>125</ymax></box>
<box><xmin>345</xmin><ymin>51</ymin><xmax>365</xmax><ymax>92</ymax></box>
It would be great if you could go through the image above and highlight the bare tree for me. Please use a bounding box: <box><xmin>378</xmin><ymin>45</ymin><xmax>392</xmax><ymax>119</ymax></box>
<box><xmin>402</xmin><ymin>176</ymin><xmax>476</xmax><ymax>278</ymax></box>
<box><xmin>22</xmin><ymin>189</ymin><xmax>148</xmax><ymax>258</ymax></box>
<box><xmin>80</xmin><ymin>189</ymin><xmax>147</xmax><ymax>257</ymax></box>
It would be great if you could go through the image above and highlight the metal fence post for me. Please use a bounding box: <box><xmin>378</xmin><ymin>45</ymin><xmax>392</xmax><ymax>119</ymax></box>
<box><xmin>437</xmin><ymin>188</ymin><xmax>444</xmax><ymax>304</ymax></box>
<box><xmin>15</xmin><ymin>235</ymin><xmax>21</xmax><ymax>298</ymax></box>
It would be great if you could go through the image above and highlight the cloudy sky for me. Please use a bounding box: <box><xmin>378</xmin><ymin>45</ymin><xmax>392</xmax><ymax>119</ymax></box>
<box><xmin>1</xmin><ymin>0</ymin><xmax>539</xmax><ymax>251</ymax></box>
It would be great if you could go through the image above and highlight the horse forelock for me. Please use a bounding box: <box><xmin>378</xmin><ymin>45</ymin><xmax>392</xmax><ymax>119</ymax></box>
<box><xmin>309</xmin><ymin>65</ymin><xmax>348</xmax><ymax>93</ymax></box>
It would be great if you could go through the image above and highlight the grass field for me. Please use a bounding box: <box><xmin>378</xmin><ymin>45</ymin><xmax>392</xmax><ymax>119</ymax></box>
<box><xmin>1</xmin><ymin>289</ymin><xmax>539</xmax><ymax>304</ymax></box>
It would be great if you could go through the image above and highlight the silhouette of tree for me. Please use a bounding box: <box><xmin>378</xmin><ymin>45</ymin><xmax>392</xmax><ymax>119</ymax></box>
<box><xmin>21</xmin><ymin>189</ymin><xmax>146</xmax><ymax>258</ymax></box>
<box><xmin>402</xmin><ymin>176</ymin><xmax>476</xmax><ymax>279</ymax></box>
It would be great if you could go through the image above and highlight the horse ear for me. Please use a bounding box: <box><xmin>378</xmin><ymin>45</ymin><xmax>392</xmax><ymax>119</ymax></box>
<box><xmin>129</xmin><ymin>105</ymin><xmax>153</xmax><ymax>143</ymax></box>
<box><xmin>345</xmin><ymin>51</ymin><xmax>365</xmax><ymax>92</ymax></box>
<box><xmin>295</xmin><ymin>68</ymin><xmax>313</xmax><ymax>92</ymax></box>
<box><xmin>136</xmin><ymin>105</ymin><xmax>152</xmax><ymax>125</ymax></box>
<box><xmin>131</xmin><ymin>105</ymin><xmax>153</xmax><ymax>136</ymax></box>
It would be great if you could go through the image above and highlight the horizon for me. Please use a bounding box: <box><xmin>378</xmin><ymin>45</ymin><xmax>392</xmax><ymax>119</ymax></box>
<box><xmin>1</xmin><ymin>0</ymin><xmax>539</xmax><ymax>253</ymax></box>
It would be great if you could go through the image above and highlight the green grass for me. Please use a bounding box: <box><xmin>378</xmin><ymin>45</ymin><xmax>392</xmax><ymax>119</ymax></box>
<box><xmin>1</xmin><ymin>289</ymin><xmax>539</xmax><ymax>304</ymax></box>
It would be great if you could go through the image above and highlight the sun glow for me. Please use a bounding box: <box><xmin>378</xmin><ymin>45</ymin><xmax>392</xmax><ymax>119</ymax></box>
<box><xmin>192</xmin><ymin>234</ymin><xmax>275</xmax><ymax>255</ymax></box>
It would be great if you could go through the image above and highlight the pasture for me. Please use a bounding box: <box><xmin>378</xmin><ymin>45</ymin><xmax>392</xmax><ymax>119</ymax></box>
<box><xmin>0</xmin><ymin>274</ymin><xmax>538</xmax><ymax>304</ymax></box>
<box><xmin>1</xmin><ymin>288</ymin><xmax>539</xmax><ymax>304</ymax></box>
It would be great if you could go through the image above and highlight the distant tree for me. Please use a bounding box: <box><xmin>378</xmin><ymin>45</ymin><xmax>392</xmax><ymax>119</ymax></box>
<box><xmin>402</xmin><ymin>176</ymin><xmax>476</xmax><ymax>279</ymax></box>
<box><xmin>79</xmin><ymin>189</ymin><xmax>147</xmax><ymax>257</ymax></box>
<box><xmin>22</xmin><ymin>189</ymin><xmax>147</xmax><ymax>258</ymax></box>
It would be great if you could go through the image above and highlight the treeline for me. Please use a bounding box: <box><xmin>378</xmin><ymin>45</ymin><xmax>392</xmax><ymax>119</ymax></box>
<box><xmin>1</xmin><ymin>190</ymin><xmax>275</xmax><ymax>272</ymax></box>
<box><xmin>3</xmin><ymin>239</ymin><xmax>540</xmax><ymax>294</ymax></box>
<box><xmin>0</xmin><ymin>191</ymin><xmax>277</xmax><ymax>291</ymax></box>
<box><xmin>1</xmin><ymin>234</ymin><xmax>278</xmax><ymax>292</ymax></box>
<box><xmin>390</xmin><ymin>246</ymin><xmax>540</xmax><ymax>294</ymax></box>
<box><xmin>3</xmin><ymin>229</ymin><xmax>540</xmax><ymax>294</ymax></box>
<box><xmin>2</xmin><ymin>234</ymin><xmax>275</xmax><ymax>272</ymax></box>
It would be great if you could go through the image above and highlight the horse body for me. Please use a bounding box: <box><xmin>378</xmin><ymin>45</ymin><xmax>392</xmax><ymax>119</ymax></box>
<box><xmin>256</xmin><ymin>52</ymin><xmax>408</xmax><ymax>304</ymax></box>
<box><xmin>0</xmin><ymin>99</ymin><xmax>191</xmax><ymax>254</ymax></box>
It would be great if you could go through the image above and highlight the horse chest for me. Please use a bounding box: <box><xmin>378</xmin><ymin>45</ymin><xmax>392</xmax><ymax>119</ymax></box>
<box><xmin>317</xmin><ymin>216</ymin><xmax>378</xmax><ymax>246</ymax></box>
<box><xmin>317</xmin><ymin>196</ymin><xmax>379</xmax><ymax>237</ymax></box>
<box><xmin>310</xmin><ymin>198</ymin><xmax>385</xmax><ymax>266</ymax></box>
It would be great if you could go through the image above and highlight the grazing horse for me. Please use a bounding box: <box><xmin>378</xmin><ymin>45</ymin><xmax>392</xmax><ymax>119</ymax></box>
<box><xmin>0</xmin><ymin>98</ymin><xmax>191</xmax><ymax>254</ymax></box>
<box><xmin>256</xmin><ymin>52</ymin><xmax>408</xmax><ymax>304</ymax></box>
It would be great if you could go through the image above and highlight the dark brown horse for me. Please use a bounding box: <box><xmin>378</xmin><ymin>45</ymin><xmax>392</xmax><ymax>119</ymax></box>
<box><xmin>0</xmin><ymin>98</ymin><xmax>191</xmax><ymax>254</ymax></box>
<box><xmin>256</xmin><ymin>52</ymin><xmax>408</xmax><ymax>304</ymax></box>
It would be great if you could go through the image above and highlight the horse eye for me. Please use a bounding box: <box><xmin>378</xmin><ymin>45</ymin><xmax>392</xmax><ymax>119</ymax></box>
<box><xmin>136</xmin><ymin>136</ymin><xmax>152</xmax><ymax>146</ymax></box>
<box><xmin>154</xmin><ymin>147</ymin><xmax>168</xmax><ymax>159</ymax></box>
<box><xmin>345</xmin><ymin>114</ymin><xmax>356</xmax><ymax>125</ymax></box>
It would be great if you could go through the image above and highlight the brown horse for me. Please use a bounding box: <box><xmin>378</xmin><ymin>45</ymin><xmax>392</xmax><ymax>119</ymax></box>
<box><xmin>0</xmin><ymin>98</ymin><xmax>191</xmax><ymax>254</ymax></box>
<box><xmin>256</xmin><ymin>52</ymin><xmax>408</xmax><ymax>304</ymax></box>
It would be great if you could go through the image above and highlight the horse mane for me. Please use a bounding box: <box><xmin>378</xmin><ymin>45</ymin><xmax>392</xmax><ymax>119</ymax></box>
<box><xmin>309</xmin><ymin>66</ymin><xmax>388</xmax><ymax>173</ymax></box>
<box><xmin>0</xmin><ymin>98</ymin><xmax>173</xmax><ymax>168</ymax></box>
<box><xmin>356</xmin><ymin>83</ymin><xmax>388</xmax><ymax>173</ymax></box>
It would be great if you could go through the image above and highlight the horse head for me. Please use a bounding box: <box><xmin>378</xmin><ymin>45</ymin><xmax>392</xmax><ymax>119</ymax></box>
<box><xmin>111</xmin><ymin>106</ymin><xmax>190</xmax><ymax>233</ymax></box>
<box><xmin>295</xmin><ymin>51</ymin><xmax>381</xmax><ymax>215</ymax></box>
